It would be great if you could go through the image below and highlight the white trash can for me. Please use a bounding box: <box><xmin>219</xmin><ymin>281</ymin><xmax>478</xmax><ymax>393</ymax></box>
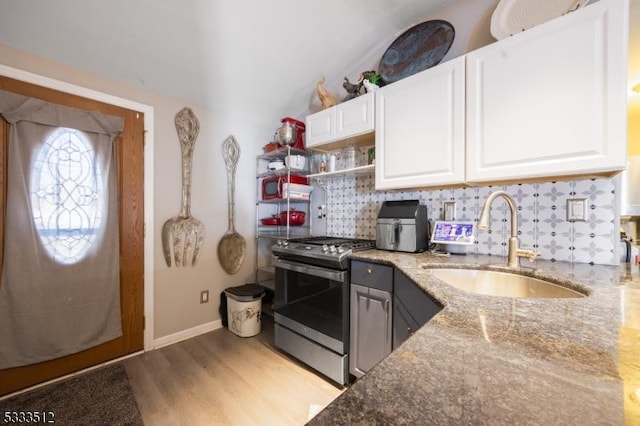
<box><xmin>224</xmin><ymin>284</ymin><xmax>265</xmax><ymax>337</ymax></box>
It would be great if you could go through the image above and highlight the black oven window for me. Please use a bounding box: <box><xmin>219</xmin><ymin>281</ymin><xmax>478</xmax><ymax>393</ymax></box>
<box><xmin>281</xmin><ymin>269</ymin><xmax>330</xmax><ymax>302</ymax></box>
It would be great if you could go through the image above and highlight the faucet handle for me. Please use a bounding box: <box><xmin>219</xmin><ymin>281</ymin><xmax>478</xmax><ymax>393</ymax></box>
<box><xmin>517</xmin><ymin>248</ymin><xmax>540</xmax><ymax>262</ymax></box>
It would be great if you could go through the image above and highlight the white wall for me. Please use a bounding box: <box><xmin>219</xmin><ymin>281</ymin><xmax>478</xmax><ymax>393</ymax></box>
<box><xmin>302</xmin><ymin>0</ymin><xmax>499</xmax><ymax>116</ymax></box>
<box><xmin>0</xmin><ymin>42</ymin><xmax>270</xmax><ymax>341</ymax></box>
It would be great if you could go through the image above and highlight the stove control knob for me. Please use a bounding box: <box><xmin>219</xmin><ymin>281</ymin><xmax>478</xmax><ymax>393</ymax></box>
<box><xmin>329</xmin><ymin>245</ymin><xmax>337</xmax><ymax>253</ymax></box>
<box><xmin>276</xmin><ymin>240</ymin><xmax>283</xmax><ymax>246</ymax></box>
<box><xmin>337</xmin><ymin>246</ymin><xmax>345</xmax><ymax>254</ymax></box>
<box><xmin>282</xmin><ymin>240</ymin><xmax>289</xmax><ymax>247</ymax></box>
<box><xmin>321</xmin><ymin>244</ymin><xmax>329</xmax><ymax>252</ymax></box>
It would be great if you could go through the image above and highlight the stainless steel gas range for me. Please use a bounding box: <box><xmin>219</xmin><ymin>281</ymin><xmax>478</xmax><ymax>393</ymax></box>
<box><xmin>272</xmin><ymin>236</ymin><xmax>375</xmax><ymax>385</ymax></box>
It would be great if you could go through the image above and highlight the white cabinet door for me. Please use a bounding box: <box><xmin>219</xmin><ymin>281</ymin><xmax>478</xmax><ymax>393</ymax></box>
<box><xmin>466</xmin><ymin>0</ymin><xmax>627</xmax><ymax>183</ymax></box>
<box><xmin>336</xmin><ymin>92</ymin><xmax>374</xmax><ymax>139</ymax></box>
<box><xmin>305</xmin><ymin>108</ymin><xmax>335</xmax><ymax>148</ymax></box>
<box><xmin>305</xmin><ymin>92</ymin><xmax>374</xmax><ymax>149</ymax></box>
<box><xmin>375</xmin><ymin>56</ymin><xmax>465</xmax><ymax>190</ymax></box>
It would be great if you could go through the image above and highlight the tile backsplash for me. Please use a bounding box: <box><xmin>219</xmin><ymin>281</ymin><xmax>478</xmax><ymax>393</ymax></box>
<box><xmin>323</xmin><ymin>172</ymin><xmax>618</xmax><ymax>265</ymax></box>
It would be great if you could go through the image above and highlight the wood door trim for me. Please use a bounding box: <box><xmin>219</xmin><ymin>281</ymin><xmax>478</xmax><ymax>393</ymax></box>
<box><xmin>0</xmin><ymin>67</ymin><xmax>155</xmax><ymax>354</ymax></box>
<box><xmin>0</xmin><ymin>76</ymin><xmax>145</xmax><ymax>395</ymax></box>
<box><xmin>0</xmin><ymin>118</ymin><xmax>6</xmax><ymax>275</ymax></box>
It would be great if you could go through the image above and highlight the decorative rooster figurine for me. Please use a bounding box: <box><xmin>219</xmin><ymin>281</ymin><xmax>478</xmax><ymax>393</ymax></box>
<box><xmin>316</xmin><ymin>77</ymin><xmax>339</xmax><ymax>109</ymax></box>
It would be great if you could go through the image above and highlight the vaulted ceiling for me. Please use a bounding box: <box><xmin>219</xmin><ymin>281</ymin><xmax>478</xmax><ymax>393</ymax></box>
<box><xmin>0</xmin><ymin>0</ymin><xmax>458</xmax><ymax>122</ymax></box>
<box><xmin>0</xmin><ymin>0</ymin><xmax>637</xmax><ymax>122</ymax></box>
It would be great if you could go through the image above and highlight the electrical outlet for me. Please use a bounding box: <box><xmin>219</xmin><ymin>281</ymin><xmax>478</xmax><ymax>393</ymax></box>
<box><xmin>443</xmin><ymin>201</ymin><xmax>456</xmax><ymax>221</ymax></box>
<box><xmin>200</xmin><ymin>290</ymin><xmax>209</xmax><ymax>304</ymax></box>
<box><xmin>317</xmin><ymin>205</ymin><xmax>326</xmax><ymax>219</ymax></box>
<box><xmin>566</xmin><ymin>198</ymin><xmax>587</xmax><ymax>222</ymax></box>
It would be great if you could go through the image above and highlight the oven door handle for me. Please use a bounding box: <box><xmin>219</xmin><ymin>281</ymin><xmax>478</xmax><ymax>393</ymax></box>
<box><xmin>273</xmin><ymin>258</ymin><xmax>346</xmax><ymax>282</ymax></box>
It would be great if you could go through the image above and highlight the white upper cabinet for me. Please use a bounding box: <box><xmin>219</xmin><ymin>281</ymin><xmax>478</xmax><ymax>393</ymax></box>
<box><xmin>305</xmin><ymin>92</ymin><xmax>374</xmax><ymax>150</ymax></box>
<box><xmin>466</xmin><ymin>0</ymin><xmax>628</xmax><ymax>183</ymax></box>
<box><xmin>304</xmin><ymin>0</ymin><xmax>627</xmax><ymax>190</ymax></box>
<box><xmin>375</xmin><ymin>56</ymin><xmax>465</xmax><ymax>190</ymax></box>
<box><xmin>305</xmin><ymin>107</ymin><xmax>334</xmax><ymax>147</ymax></box>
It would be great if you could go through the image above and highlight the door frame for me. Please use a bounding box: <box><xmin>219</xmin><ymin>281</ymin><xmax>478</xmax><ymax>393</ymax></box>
<box><xmin>0</xmin><ymin>64</ymin><xmax>155</xmax><ymax>352</ymax></box>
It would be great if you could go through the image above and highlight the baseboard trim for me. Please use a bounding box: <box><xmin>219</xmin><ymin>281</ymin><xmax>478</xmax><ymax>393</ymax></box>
<box><xmin>153</xmin><ymin>320</ymin><xmax>223</xmax><ymax>350</ymax></box>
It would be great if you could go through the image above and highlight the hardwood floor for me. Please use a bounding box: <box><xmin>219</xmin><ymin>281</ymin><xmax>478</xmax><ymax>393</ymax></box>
<box><xmin>122</xmin><ymin>317</ymin><xmax>344</xmax><ymax>425</ymax></box>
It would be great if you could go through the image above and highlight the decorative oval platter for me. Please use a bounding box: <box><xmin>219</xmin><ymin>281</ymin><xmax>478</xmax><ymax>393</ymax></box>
<box><xmin>378</xmin><ymin>20</ymin><xmax>455</xmax><ymax>84</ymax></box>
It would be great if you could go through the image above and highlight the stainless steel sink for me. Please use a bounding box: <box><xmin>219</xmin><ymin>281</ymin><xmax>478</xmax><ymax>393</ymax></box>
<box><xmin>425</xmin><ymin>268</ymin><xmax>586</xmax><ymax>298</ymax></box>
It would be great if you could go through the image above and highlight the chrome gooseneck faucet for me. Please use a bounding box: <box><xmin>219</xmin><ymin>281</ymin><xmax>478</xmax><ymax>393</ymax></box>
<box><xmin>478</xmin><ymin>190</ymin><xmax>540</xmax><ymax>268</ymax></box>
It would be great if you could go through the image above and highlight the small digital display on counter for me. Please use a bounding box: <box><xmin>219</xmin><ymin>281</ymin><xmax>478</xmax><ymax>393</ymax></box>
<box><xmin>431</xmin><ymin>221</ymin><xmax>476</xmax><ymax>245</ymax></box>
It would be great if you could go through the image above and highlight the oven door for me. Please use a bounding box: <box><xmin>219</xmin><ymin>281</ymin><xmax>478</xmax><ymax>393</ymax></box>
<box><xmin>273</xmin><ymin>258</ymin><xmax>348</xmax><ymax>354</ymax></box>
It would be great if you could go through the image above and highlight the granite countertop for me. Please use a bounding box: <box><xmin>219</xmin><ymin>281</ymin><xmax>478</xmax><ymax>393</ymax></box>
<box><xmin>308</xmin><ymin>250</ymin><xmax>640</xmax><ymax>425</ymax></box>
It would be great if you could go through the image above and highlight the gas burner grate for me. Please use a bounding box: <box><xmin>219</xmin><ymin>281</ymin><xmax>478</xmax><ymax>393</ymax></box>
<box><xmin>288</xmin><ymin>236</ymin><xmax>375</xmax><ymax>250</ymax></box>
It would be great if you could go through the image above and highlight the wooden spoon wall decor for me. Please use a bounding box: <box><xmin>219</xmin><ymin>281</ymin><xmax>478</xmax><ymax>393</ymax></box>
<box><xmin>217</xmin><ymin>135</ymin><xmax>246</xmax><ymax>274</ymax></box>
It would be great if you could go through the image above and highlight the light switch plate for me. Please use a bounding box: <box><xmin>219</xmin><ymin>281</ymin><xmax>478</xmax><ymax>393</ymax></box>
<box><xmin>443</xmin><ymin>201</ymin><xmax>456</xmax><ymax>221</ymax></box>
<box><xmin>566</xmin><ymin>198</ymin><xmax>587</xmax><ymax>222</ymax></box>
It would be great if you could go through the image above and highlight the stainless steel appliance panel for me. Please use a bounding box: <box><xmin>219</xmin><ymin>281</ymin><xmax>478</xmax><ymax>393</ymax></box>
<box><xmin>272</xmin><ymin>236</ymin><xmax>375</xmax><ymax>386</ymax></box>
<box><xmin>274</xmin><ymin>309</ymin><xmax>344</xmax><ymax>354</ymax></box>
<box><xmin>275</xmin><ymin>324</ymin><xmax>348</xmax><ymax>385</ymax></box>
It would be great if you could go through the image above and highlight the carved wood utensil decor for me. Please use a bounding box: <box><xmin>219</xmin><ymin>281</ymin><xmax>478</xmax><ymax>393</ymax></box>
<box><xmin>217</xmin><ymin>135</ymin><xmax>246</xmax><ymax>274</ymax></box>
<box><xmin>161</xmin><ymin>107</ymin><xmax>205</xmax><ymax>267</ymax></box>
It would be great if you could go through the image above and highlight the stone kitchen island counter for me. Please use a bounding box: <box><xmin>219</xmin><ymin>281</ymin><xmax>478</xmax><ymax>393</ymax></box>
<box><xmin>308</xmin><ymin>250</ymin><xmax>640</xmax><ymax>425</ymax></box>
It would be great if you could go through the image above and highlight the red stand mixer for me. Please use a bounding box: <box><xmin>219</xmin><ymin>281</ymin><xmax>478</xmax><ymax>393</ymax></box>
<box><xmin>276</xmin><ymin>117</ymin><xmax>306</xmax><ymax>150</ymax></box>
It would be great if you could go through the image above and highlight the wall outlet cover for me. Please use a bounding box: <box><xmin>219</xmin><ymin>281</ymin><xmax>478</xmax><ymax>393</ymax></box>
<box><xmin>566</xmin><ymin>198</ymin><xmax>587</xmax><ymax>222</ymax></box>
<box><xmin>443</xmin><ymin>201</ymin><xmax>456</xmax><ymax>221</ymax></box>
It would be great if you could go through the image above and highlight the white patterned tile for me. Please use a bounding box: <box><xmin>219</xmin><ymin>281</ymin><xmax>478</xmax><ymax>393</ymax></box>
<box><xmin>405</xmin><ymin>190</ymin><xmax>422</xmax><ymax>201</ymax></box>
<box><xmin>323</xmin><ymin>174</ymin><xmax>618</xmax><ymax>265</ymax></box>
<box><xmin>451</xmin><ymin>187</ymin><xmax>474</xmax><ymax>221</ymax></box>
<box><xmin>573</xmin><ymin>178</ymin><xmax>615</xmax><ymax>206</ymax></box>
<box><xmin>535</xmin><ymin>181</ymin><xmax>554</xmax><ymax>199</ymax></box>
<box><xmin>537</xmin><ymin>232</ymin><xmax>573</xmax><ymax>263</ymax></box>
<box><xmin>506</xmin><ymin>183</ymin><xmax>536</xmax><ymax>250</ymax></box>
<box><xmin>415</xmin><ymin>191</ymin><xmax>429</xmax><ymax>207</ymax></box>
<box><xmin>538</xmin><ymin>180</ymin><xmax>571</xmax><ymax>204</ymax></box>
<box><xmin>475</xmin><ymin>228</ymin><xmax>507</xmax><ymax>257</ymax></box>
<box><xmin>573</xmin><ymin>234</ymin><xmax>616</xmax><ymax>265</ymax></box>
<box><xmin>573</xmin><ymin>211</ymin><xmax>614</xmax><ymax>239</ymax></box>
<box><xmin>537</xmin><ymin>205</ymin><xmax>569</xmax><ymax>233</ymax></box>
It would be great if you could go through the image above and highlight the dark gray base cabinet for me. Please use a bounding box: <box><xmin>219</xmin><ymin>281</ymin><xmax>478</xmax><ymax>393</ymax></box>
<box><xmin>349</xmin><ymin>261</ymin><xmax>393</xmax><ymax>379</ymax></box>
<box><xmin>349</xmin><ymin>260</ymin><xmax>443</xmax><ymax>379</ymax></box>
<box><xmin>393</xmin><ymin>296</ymin><xmax>419</xmax><ymax>349</ymax></box>
<box><xmin>393</xmin><ymin>269</ymin><xmax>442</xmax><ymax>349</ymax></box>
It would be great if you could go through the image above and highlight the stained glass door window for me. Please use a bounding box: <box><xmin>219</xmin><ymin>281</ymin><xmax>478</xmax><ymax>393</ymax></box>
<box><xmin>30</xmin><ymin>127</ymin><xmax>104</xmax><ymax>264</ymax></box>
